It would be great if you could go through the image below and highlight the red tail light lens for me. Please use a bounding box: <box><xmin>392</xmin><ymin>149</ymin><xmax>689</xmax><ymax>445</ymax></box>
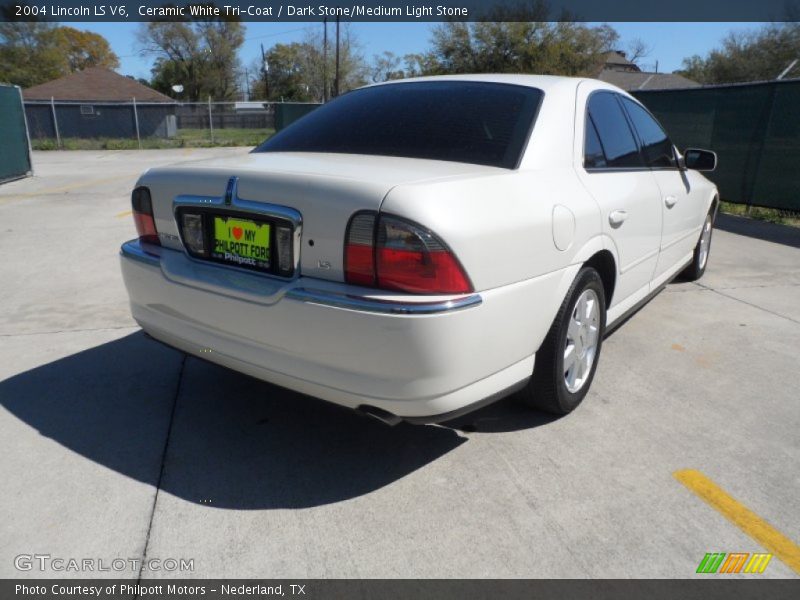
<box><xmin>377</xmin><ymin>216</ymin><xmax>472</xmax><ymax>294</ymax></box>
<box><xmin>345</xmin><ymin>212</ymin><xmax>377</xmax><ymax>286</ymax></box>
<box><xmin>131</xmin><ymin>187</ymin><xmax>160</xmax><ymax>246</ymax></box>
<box><xmin>344</xmin><ymin>212</ymin><xmax>472</xmax><ymax>294</ymax></box>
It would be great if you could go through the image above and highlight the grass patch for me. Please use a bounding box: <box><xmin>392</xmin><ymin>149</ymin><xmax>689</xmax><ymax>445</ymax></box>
<box><xmin>719</xmin><ymin>201</ymin><xmax>800</xmax><ymax>228</ymax></box>
<box><xmin>31</xmin><ymin>127</ymin><xmax>274</xmax><ymax>151</ymax></box>
<box><xmin>176</xmin><ymin>127</ymin><xmax>274</xmax><ymax>146</ymax></box>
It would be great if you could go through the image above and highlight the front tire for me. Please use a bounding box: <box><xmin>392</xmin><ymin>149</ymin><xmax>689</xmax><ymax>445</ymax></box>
<box><xmin>681</xmin><ymin>207</ymin><xmax>715</xmax><ymax>281</ymax></box>
<box><xmin>517</xmin><ymin>267</ymin><xmax>606</xmax><ymax>415</ymax></box>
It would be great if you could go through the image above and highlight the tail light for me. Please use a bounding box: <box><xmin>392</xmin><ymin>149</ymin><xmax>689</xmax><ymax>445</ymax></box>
<box><xmin>131</xmin><ymin>187</ymin><xmax>160</xmax><ymax>246</ymax></box>
<box><xmin>345</xmin><ymin>212</ymin><xmax>472</xmax><ymax>294</ymax></box>
<box><xmin>181</xmin><ymin>212</ymin><xmax>206</xmax><ymax>256</ymax></box>
<box><xmin>345</xmin><ymin>212</ymin><xmax>377</xmax><ymax>287</ymax></box>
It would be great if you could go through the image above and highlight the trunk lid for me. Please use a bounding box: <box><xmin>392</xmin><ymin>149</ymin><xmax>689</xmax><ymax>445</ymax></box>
<box><xmin>137</xmin><ymin>152</ymin><xmax>500</xmax><ymax>282</ymax></box>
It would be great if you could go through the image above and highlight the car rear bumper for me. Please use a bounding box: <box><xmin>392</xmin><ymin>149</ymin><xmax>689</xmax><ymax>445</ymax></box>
<box><xmin>120</xmin><ymin>239</ymin><xmax>543</xmax><ymax>422</ymax></box>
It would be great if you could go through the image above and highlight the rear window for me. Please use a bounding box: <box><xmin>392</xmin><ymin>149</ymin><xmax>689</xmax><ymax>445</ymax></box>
<box><xmin>254</xmin><ymin>81</ymin><xmax>543</xmax><ymax>169</ymax></box>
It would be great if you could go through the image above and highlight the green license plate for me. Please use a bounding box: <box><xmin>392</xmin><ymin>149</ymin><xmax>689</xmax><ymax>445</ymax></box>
<box><xmin>212</xmin><ymin>216</ymin><xmax>271</xmax><ymax>269</ymax></box>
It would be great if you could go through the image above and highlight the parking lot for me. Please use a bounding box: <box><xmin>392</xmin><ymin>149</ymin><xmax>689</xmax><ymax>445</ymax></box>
<box><xmin>1</xmin><ymin>149</ymin><xmax>798</xmax><ymax>579</ymax></box>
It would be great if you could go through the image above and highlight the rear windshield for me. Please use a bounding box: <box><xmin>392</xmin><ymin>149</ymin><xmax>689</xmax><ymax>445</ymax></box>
<box><xmin>254</xmin><ymin>81</ymin><xmax>543</xmax><ymax>169</ymax></box>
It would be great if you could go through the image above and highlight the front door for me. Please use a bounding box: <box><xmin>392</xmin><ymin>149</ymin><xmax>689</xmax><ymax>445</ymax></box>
<box><xmin>618</xmin><ymin>96</ymin><xmax>702</xmax><ymax>280</ymax></box>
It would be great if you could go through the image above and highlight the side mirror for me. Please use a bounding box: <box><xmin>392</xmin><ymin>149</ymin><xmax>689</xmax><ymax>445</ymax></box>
<box><xmin>683</xmin><ymin>148</ymin><xmax>717</xmax><ymax>172</ymax></box>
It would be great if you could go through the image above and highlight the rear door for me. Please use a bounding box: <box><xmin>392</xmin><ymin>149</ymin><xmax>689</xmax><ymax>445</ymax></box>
<box><xmin>575</xmin><ymin>87</ymin><xmax>663</xmax><ymax>308</ymax></box>
<box><xmin>619</xmin><ymin>96</ymin><xmax>703</xmax><ymax>280</ymax></box>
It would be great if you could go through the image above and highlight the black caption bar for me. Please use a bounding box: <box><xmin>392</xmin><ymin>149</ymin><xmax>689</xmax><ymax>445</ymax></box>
<box><xmin>2</xmin><ymin>0</ymin><xmax>800</xmax><ymax>22</ymax></box>
<box><xmin>3</xmin><ymin>580</ymin><xmax>800</xmax><ymax>600</ymax></box>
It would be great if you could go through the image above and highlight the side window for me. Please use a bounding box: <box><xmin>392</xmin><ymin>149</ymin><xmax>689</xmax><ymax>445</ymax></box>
<box><xmin>621</xmin><ymin>97</ymin><xmax>676</xmax><ymax>168</ymax></box>
<box><xmin>585</xmin><ymin>92</ymin><xmax>644</xmax><ymax>169</ymax></box>
<box><xmin>584</xmin><ymin>116</ymin><xmax>607</xmax><ymax>168</ymax></box>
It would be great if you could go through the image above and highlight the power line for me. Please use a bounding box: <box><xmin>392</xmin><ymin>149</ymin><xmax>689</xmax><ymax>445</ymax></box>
<box><xmin>245</xmin><ymin>26</ymin><xmax>312</xmax><ymax>42</ymax></box>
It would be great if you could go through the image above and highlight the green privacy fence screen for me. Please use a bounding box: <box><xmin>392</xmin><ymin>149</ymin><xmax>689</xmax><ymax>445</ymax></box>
<box><xmin>274</xmin><ymin>102</ymin><xmax>320</xmax><ymax>131</ymax></box>
<box><xmin>0</xmin><ymin>84</ymin><xmax>32</xmax><ymax>183</ymax></box>
<box><xmin>634</xmin><ymin>79</ymin><xmax>800</xmax><ymax>212</ymax></box>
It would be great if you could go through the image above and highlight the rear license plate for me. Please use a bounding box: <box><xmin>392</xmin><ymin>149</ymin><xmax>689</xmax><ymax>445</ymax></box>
<box><xmin>212</xmin><ymin>215</ymin><xmax>271</xmax><ymax>270</ymax></box>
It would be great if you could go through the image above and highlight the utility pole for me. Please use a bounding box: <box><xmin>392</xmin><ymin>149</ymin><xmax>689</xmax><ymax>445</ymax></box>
<box><xmin>260</xmin><ymin>43</ymin><xmax>269</xmax><ymax>100</ymax></box>
<box><xmin>244</xmin><ymin>67</ymin><xmax>250</xmax><ymax>100</ymax></box>
<box><xmin>323</xmin><ymin>17</ymin><xmax>328</xmax><ymax>102</ymax></box>
<box><xmin>334</xmin><ymin>16</ymin><xmax>340</xmax><ymax>97</ymax></box>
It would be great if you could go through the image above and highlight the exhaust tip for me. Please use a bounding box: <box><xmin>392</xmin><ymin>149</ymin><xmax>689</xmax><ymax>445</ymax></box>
<box><xmin>356</xmin><ymin>405</ymin><xmax>403</xmax><ymax>427</ymax></box>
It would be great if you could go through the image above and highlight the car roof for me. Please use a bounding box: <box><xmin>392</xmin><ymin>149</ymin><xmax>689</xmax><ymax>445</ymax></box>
<box><xmin>372</xmin><ymin>73</ymin><xmax>579</xmax><ymax>91</ymax></box>
<box><xmin>371</xmin><ymin>73</ymin><xmax>630</xmax><ymax>97</ymax></box>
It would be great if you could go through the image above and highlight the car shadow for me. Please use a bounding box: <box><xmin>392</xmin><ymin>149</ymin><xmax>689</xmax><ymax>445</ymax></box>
<box><xmin>715</xmin><ymin>212</ymin><xmax>800</xmax><ymax>249</ymax></box>
<box><xmin>0</xmin><ymin>331</ymin><xmax>551</xmax><ymax>510</ymax></box>
<box><xmin>439</xmin><ymin>398</ymin><xmax>562</xmax><ymax>434</ymax></box>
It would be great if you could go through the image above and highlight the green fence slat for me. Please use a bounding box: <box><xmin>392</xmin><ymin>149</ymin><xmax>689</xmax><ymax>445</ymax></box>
<box><xmin>0</xmin><ymin>84</ymin><xmax>32</xmax><ymax>183</ymax></box>
<box><xmin>273</xmin><ymin>103</ymin><xmax>320</xmax><ymax>132</ymax></box>
<box><xmin>634</xmin><ymin>80</ymin><xmax>800</xmax><ymax>212</ymax></box>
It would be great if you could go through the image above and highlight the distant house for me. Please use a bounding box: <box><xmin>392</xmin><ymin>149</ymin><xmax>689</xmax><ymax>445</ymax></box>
<box><xmin>596</xmin><ymin>50</ymin><xmax>699</xmax><ymax>91</ymax></box>
<box><xmin>23</xmin><ymin>68</ymin><xmax>177</xmax><ymax>140</ymax></box>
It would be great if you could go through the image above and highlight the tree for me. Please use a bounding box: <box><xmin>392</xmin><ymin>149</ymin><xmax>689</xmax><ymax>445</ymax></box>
<box><xmin>248</xmin><ymin>42</ymin><xmax>311</xmax><ymax>101</ymax></box>
<box><xmin>0</xmin><ymin>23</ymin><xmax>119</xmax><ymax>87</ymax></box>
<box><xmin>247</xmin><ymin>25</ymin><xmax>367</xmax><ymax>102</ymax></box>
<box><xmin>419</xmin><ymin>21</ymin><xmax>618</xmax><ymax>76</ymax></box>
<box><xmin>0</xmin><ymin>23</ymin><xmax>62</xmax><ymax>87</ymax></box>
<box><xmin>626</xmin><ymin>38</ymin><xmax>652</xmax><ymax>66</ymax></box>
<box><xmin>54</xmin><ymin>27</ymin><xmax>119</xmax><ymax>72</ymax></box>
<box><xmin>298</xmin><ymin>24</ymin><xmax>368</xmax><ymax>101</ymax></box>
<box><xmin>139</xmin><ymin>20</ymin><xmax>245</xmax><ymax>101</ymax></box>
<box><xmin>402</xmin><ymin>53</ymin><xmax>440</xmax><ymax>78</ymax></box>
<box><xmin>677</xmin><ymin>23</ymin><xmax>800</xmax><ymax>84</ymax></box>
<box><xmin>371</xmin><ymin>51</ymin><xmax>405</xmax><ymax>83</ymax></box>
<box><xmin>126</xmin><ymin>75</ymin><xmax>152</xmax><ymax>87</ymax></box>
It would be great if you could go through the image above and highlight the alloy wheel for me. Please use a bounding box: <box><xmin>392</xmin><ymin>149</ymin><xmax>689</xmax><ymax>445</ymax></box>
<box><xmin>698</xmin><ymin>214</ymin><xmax>713</xmax><ymax>270</ymax></box>
<box><xmin>564</xmin><ymin>288</ymin><xmax>600</xmax><ymax>393</ymax></box>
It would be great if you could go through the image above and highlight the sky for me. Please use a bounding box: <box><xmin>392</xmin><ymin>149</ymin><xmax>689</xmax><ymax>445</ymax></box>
<box><xmin>77</xmin><ymin>21</ymin><xmax>768</xmax><ymax>81</ymax></box>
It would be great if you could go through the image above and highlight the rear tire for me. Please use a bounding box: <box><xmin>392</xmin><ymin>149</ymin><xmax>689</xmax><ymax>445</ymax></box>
<box><xmin>680</xmin><ymin>207</ymin><xmax>715</xmax><ymax>282</ymax></box>
<box><xmin>516</xmin><ymin>267</ymin><xmax>606</xmax><ymax>415</ymax></box>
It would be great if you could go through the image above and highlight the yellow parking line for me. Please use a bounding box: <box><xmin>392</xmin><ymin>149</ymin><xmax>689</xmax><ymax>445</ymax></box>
<box><xmin>115</xmin><ymin>210</ymin><xmax>132</xmax><ymax>219</ymax></box>
<box><xmin>674</xmin><ymin>469</ymin><xmax>800</xmax><ymax>574</ymax></box>
<box><xmin>0</xmin><ymin>174</ymin><xmax>136</xmax><ymax>206</ymax></box>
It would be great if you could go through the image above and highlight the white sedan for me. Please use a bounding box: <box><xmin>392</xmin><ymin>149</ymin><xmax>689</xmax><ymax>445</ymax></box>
<box><xmin>120</xmin><ymin>75</ymin><xmax>718</xmax><ymax>424</ymax></box>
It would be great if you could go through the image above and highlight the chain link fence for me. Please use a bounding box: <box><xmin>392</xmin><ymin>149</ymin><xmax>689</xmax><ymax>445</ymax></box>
<box><xmin>634</xmin><ymin>79</ymin><xmax>800</xmax><ymax>214</ymax></box>
<box><xmin>23</xmin><ymin>100</ymin><xmax>320</xmax><ymax>151</ymax></box>
<box><xmin>23</xmin><ymin>83</ymin><xmax>799</xmax><ymax>215</ymax></box>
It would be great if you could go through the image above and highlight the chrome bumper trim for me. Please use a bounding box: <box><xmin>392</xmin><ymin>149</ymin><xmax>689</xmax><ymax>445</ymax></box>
<box><xmin>121</xmin><ymin>239</ymin><xmax>483</xmax><ymax>315</ymax></box>
<box><xmin>120</xmin><ymin>239</ymin><xmax>161</xmax><ymax>267</ymax></box>
<box><xmin>286</xmin><ymin>288</ymin><xmax>482</xmax><ymax>315</ymax></box>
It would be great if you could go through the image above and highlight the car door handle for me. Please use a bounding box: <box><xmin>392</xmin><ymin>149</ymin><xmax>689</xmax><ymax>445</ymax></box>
<box><xmin>608</xmin><ymin>210</ymin><xmax>628</xmax><ymax>227</ymax></box>
<box><xmin>665</xmin><ymin>195</ymin><xmax>678</xmax><ymax>208</ymax></box>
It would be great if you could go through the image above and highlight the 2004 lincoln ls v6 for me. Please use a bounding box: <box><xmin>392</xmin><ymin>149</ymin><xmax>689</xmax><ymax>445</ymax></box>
<box><xmin>120</xmin><ymin>74</ymin><xmax>718</xmax><ymax>424</ymax></box>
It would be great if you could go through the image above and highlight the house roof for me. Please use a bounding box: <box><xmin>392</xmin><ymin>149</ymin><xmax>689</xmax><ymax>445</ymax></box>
<box><xmin>597</xmin><ymin>70</ymin><xmax>700</xmax><ymax>91</ymax></box>
<box><xmin>600</xmin><ymin>50</ymin><xmax>640</xmax><ymax>72</ymax></box>
<box><xmin>24</xmin><ymin>68</ymin><xmax>175</xmax><ymax>103</ymax></box>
